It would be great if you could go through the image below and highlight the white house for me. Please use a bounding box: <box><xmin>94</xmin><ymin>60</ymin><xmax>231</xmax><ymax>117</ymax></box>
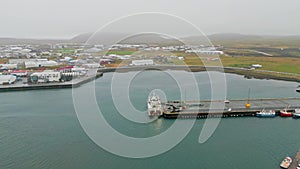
<box><xmin>178</xmin><ymin>57</ymin><xmax>184</xmax><ymax>60</ymax></box>
<box><xmin>252</xmin><ymin>64</ymin><xmax>262</xmax><ymax>68</ymax></box>
<box><xmin>59</xmin><ymin>57</ymin><xmax>72</xmax><ymax>62</ymax></box>
<box><xmin>41</xmin><ymin>60</ymin><xmax>58</xmax><ymax>67</ymax></box>
<box><xmin>25</xmin><ymin>61</ymin><xmax>38</xmax><ymax>68</ymax></box>
<box><xmin>131</xmin><ymin>60</ymin><xmax>154</xmax><ymax>66</ymax></box>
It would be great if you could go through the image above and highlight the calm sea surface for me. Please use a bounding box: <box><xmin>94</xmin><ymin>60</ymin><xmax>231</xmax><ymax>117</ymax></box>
<box><xmin>1</xmin><ymin>71</ymin><xmax>300</xmax><ymax>169</ymax></box>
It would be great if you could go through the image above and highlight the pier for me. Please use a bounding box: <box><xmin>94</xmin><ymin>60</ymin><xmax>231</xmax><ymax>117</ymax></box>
<box><xmin>162</xmin><ymin>98</ymin><xmax>300</xmax><ymax>119</ymax></box>
<box><xmin>288</xmin><ymin>150</ymin><xmax>300</xmax><ymax>169</ymax></box>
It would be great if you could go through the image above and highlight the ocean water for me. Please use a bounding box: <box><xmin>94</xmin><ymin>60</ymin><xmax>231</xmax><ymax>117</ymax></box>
<box><xmin>0</xmin><ymin>71</ymin><xmax>300</xmax><ymax>169</ymax></box>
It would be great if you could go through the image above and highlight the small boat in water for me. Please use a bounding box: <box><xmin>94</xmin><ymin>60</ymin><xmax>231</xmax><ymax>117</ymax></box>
<box><xmin>280</xmin><ymin>109</ymin><xmax>293</xmax><ymax>117</ymax></box>
<box><xmin>297</xmin><ymin>85</ymin><xmax>300</xmax><ymax>92</ymax></box>
<box><xmin>280</xmin><ymin>156</ymin><xmax>292</xmax><ymax>169</ymax></box>
<box><xmin>293</xmin><ymin>109</ymin><xmax>300</xmax><ymax>118</ymax></box>
<box><xmin>256</xmin><ymin>109</ymin><xmax>276</xmax><ymax>117</ymax></box>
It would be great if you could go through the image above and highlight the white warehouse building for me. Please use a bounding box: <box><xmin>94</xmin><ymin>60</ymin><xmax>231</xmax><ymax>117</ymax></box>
<box><xmin>30</xmin><ymin>71</ymin><xmax>61</xmax><ymax>83</ymax></box>
<box><xmin>0</xmin><ymin>64</ymin><xmax>18</xmax><ymax>69</ymax></box>
<box><xmin>131</xmin><ymin>60</ymin><xmax>154</xmax><ymax>66</ymax></box>
<box><xmin>25</xmin><ymin>60</ymin><xmax>58</xmax><ymax>69</ymax></box>
<box><xmin>0</xmin><ymin>75</ymin><xmax>17</xmax><ymax>85</ymax></box>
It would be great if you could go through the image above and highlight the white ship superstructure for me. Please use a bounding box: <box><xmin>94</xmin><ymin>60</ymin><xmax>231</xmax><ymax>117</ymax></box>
<box><xmin>147</xmin><ymin>93</ymin><xmax>163</xmax><ymax>116</ymax></box>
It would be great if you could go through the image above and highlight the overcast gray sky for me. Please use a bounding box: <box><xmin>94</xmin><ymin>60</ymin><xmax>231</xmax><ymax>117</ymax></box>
<box><xmin>1</xmin><ymin>0</ymin><xmax>299</xmax><ymax>39</ymax></box>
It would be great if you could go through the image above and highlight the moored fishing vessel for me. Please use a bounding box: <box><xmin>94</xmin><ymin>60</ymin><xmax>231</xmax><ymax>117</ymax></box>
<box><xmin>280</xmin><ymin>109</ymin><xmax>293</xmax><ymax>117</ymax></box>
<box><xmin>297</xmin><ymin>85</ymin><xmax>300</xmax><ymax>92</ymax></box>
<box><xmin>256</xmin><ymin>109</ymin><xmax>276</xmax><ymax>117</ymax></box>
<box><xmin>147</xmin><ymin>92</ymin><xmax>163</xmax><ymax>116</ymax></box>
<box><xmin>280</xmin><ymin>156</ymin><xmax>292</xmax><ymax>169</ymax></box>
<box><xmin>293</xmin><ymin>109</ymin><xmax>300</xmax><ymax>118</ymax></box>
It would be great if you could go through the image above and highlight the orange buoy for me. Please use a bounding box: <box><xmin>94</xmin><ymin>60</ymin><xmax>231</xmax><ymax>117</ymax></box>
<box><xmin>245</xmin><ymin>102</ymin><xmax>251</xmax><ymax>108</ymax></box>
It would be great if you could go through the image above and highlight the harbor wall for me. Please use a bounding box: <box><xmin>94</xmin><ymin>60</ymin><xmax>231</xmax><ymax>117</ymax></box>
<box><xmin>98</xmin><ymin>65</ymin><xmax>300</xmax><ymax>82</ymax></box>
<box><xmin>0</xmin><ymin>72</ymin><xmax>103</xmax><ymax>92</ymax></box>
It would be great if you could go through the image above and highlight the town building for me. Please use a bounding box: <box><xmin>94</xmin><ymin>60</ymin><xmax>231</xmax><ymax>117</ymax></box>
<box><xmin>131</xmin><ymin>60</ymin><xmax>154</xmax><ymax>66</ymax></box>
<box><xmin>25</xmin><ymin>60</ymin><xmax>58</xmax><ymax>68</ymax></box>
<box><xmin>30</xmin><ymin>71</ymin><xmax>61</xmax><ymax>83</ymax></box>
<box><xmin>0</xmin><ymin>75</ymin><xmax>17</xmax><ymax>85</ymax></box>
<box><xmin>9</xmin><ymin>70</ymin><xmax>28</xmax><ymax>77</ymax></box>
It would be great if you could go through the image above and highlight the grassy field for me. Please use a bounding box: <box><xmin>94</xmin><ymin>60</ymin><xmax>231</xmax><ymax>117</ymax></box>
<box><xmin>221</xmin><ymin>56</ymin><xmax>300</xmax><ymax>74</ymax></box>
<box><xmin>55</xmin><ymin>48</ymin><xmax>76</xmax><ymax>54</ymax></box>
<box><xmin>106</xmin><ymin>50</ymin><xmax>136</xmax><ymax>55</ymax></box>
<box><xmin>102</xmin><ymin>49</ymin><xmax>300</xmax><ymax>74</ymax></box>
<box><xmin>170</xmin><ymin>51</ymin><xmax>300</xmax><ymax>74</ymax></box>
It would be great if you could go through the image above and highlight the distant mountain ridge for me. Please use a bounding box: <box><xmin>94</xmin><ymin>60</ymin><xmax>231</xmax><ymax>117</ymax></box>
<box><xmin>1</xmin><ymin>33</ymin><xmax>300</xmax><ymax>47</ymax></box>
<box><xmin>0</xmin><ymin>38</ymin><xmax>67</xmax><ymax>45</ymax></box>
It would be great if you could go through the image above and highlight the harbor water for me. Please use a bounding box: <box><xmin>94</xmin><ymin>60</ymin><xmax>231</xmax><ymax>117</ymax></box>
<box><xmin>1</xmin><ymin>71</ymin><xmax>300</xmax><ymax>169</ymax></box>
